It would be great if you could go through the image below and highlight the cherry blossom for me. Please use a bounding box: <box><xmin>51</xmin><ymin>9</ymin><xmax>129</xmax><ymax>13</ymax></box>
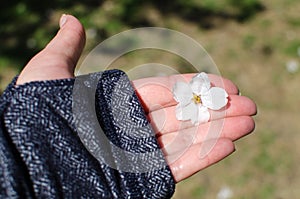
<box><xmin>173</xmin><ymin>72</ymin><xmax>228</xmax><ymax>125</ymax></box>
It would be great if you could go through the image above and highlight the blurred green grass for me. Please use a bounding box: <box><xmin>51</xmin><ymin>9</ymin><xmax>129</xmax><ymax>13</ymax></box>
<box><xmin>1</xmin><ymin>0</ymin><xmax>300</xmax><ymax>198</ymax></box>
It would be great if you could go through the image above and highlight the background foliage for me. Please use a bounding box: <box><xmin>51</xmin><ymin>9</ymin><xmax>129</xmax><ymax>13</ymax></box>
<box><xmin>0</xmin><ymin>0</ymin><xmax>263</xmax><ymax>88</ymax></box>
<box><xmin>1</xmin><ymin>0</ymin><xmax>300</xmax><ymax>198</ymax></box>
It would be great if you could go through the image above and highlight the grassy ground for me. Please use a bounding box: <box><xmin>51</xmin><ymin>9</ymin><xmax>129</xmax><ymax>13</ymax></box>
<box><xmin>171</xmin><ymin>0</ymin><xmax>300</xmax><ymax>198</ymax></box>
<box><xmin>1</xmin><ymin>0</ymin><xmax>300</xmax><ymax>198</ymax></box>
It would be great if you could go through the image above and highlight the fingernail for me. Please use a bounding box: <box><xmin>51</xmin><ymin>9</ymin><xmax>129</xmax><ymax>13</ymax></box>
<box><xmin>59</xmin><ymin>14</ymin><xmax>67</xmax><ymax>28</ymax></box>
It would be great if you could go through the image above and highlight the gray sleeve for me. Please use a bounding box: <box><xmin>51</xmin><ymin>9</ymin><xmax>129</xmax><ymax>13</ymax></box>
<box><xmin>1</xmin><ymin>69</ymin><xmax>175</xmax><ymax>198</ymax></box>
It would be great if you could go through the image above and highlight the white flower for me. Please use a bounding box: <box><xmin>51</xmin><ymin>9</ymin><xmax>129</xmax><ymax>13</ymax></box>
<box><xmin>173</xmin><ymin>72</ymin><xmax>228</xmax><ymax>125</ymax></box>
<box><xmin>286</xmin><ymin>60</ymin><xmax>299</xmax><ymax>74</ymax></box>
<box><xmin>217</xmin><ymin>186</ymin><xmax>233</xmax><ymax>199</ymax></box>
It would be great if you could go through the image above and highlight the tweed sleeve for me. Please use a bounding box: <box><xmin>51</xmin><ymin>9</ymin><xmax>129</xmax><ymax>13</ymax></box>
<box><xmin>0</xmin><ymin>70</ymin><xmax>175</xmax><ymax>198</ymax></box>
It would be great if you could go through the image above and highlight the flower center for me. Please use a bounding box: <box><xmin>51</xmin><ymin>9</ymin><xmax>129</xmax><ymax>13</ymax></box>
<box><xmin>192</xmin><ymin>94</ymin><xmax>202</xmax><ymax>104</ymax></box>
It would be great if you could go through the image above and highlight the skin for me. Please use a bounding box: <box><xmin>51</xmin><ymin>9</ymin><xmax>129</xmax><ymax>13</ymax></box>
<box><xmin>16</xmin><ymin>15</ymin><xmax>257</xmax><ymax>183</ymax></box>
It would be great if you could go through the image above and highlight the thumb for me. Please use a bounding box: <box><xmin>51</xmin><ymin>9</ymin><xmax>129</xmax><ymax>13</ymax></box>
<box><xmin>16</xmin><ymin>14</ymin><xmax>86</xmax><ymax>85</ymax></box>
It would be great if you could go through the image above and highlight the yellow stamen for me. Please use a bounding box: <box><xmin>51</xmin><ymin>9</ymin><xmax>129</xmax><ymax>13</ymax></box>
<box><xmin>193</xmin><ymin>94</ymin><xmax>202</xmax><ymax>104</ymax></box>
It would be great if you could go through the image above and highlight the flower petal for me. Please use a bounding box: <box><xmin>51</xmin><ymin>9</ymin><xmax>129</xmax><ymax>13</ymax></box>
<box><xmin>173</xmin><ymin>81</ymin><xmax>193</xmax><ymax>106</ymax></box>
<box><xmin>190</xmin><ymin>72</ymin><xmax>211</xmax><ymax>95</ymax></box>
<box><xmin>195</xmin><ymin>106</ymin><xmax>210</xmax><ymax>124</ymax></box>
<box><xmin>201</xmin><ymin>87</ymin><xmax>228</xmax><ymax>110</ymax></box>
<box><xmin>175</xmin><ymin>102</ymin><xmax>198</xmax><ymax>122</ymax></box>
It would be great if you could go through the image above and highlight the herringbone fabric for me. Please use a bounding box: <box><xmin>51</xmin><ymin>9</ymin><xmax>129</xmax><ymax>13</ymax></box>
<box><xmin>0</xmin><ymin>70</ymin><xmax>175</xmax><ymax>198</ymax></box>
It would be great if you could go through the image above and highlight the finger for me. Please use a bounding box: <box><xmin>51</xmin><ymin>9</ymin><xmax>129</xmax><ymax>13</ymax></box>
<box><xmin>17</xmin><ymin>14</ymin><xmax>86</xmax><ymax>85</ymax></box>
<box><xmin>158</xmin><ymin>116</ymin><xmax>255</xmax><ymax>151</ymax></box>
<box><xmin>133</xmin><ymin>73</ymin><xmax>239</xmax><ymax>113</ymax></box>
<box><xmin>150</xmin><ymin>95</ymin><xmax>256</xmax><ymax>135</ymax></box>
<box><xmin>168</xmin><ymin>138</ymin><xmax>235</xmax><ymax>182</ymax></box>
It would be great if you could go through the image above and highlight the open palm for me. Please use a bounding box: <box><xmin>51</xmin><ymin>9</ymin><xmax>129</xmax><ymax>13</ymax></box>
<box><xmin>133</xmin><ymin>74</ymin><xmax>256</xmax><ymax>182</ymax></box>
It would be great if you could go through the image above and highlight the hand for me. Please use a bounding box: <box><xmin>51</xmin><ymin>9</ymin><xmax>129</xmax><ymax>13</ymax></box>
<box><xmin>17</xmin><ymin>15</ymin><xmax>257</xmax><ymax>183</ymax></box>
<box><xmin>133</xmin><ymin>75</ymin><xmax>256</xmax><ymax>182</ymax></box>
